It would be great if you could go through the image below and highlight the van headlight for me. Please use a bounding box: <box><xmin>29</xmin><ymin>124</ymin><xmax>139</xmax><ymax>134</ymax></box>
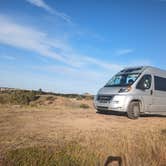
<box><xmin>119</xmin><ymin>86</ymin><xmax>132</xmax><ymax>93</ymax></box>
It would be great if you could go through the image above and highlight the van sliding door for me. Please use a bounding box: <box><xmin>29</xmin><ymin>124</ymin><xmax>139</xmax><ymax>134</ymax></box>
<box><xmin>152</xmin><ymin>76</ymin><xmax>166</xmax><ymax>113</ymax></box>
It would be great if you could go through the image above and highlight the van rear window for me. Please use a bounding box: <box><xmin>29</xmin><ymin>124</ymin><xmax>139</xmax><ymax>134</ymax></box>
<box><xmin>154</xmin><ymin>76</ymin><xmax>166</xmax><ymax>91</ymax></box>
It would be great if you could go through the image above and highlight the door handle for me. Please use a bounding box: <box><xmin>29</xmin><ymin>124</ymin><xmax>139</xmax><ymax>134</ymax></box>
<box><xmin>150</xmin><ymin>90</ymin><xmax>153</xmax><ymax>95</ymax></box>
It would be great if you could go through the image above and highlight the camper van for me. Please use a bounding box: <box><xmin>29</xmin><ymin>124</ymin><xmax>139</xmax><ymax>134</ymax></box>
<box><xmin>94</xmin><ymin>66</ymin><xmax>166</xmax><ymax>119</ymax></box>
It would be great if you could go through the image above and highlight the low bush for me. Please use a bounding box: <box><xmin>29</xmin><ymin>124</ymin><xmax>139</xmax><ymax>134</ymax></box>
<box><xmin>79</xmin><ymin>103</ymin><xmax>90</xmax><ymax>109</ymax></box>
<box><xmin>0</xmin><ymin>90</ymin><xmax>39</xmax><ymax>105</ymax></box>
<box><xmin>76</xmin><ymin>96</ymin><xmax>83</xmax><ymax>100</ymax></box>
<box><xmin>0</xmin><ymin>95</ymin><xmax>8</xmax><ymax>104</ymax></box>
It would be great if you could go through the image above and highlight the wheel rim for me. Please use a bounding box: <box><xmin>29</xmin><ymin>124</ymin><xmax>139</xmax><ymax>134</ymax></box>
<box><xmin>133</xmin><ymin>105</ymin><xmax>139</xmax><ymax>117</ymax></box>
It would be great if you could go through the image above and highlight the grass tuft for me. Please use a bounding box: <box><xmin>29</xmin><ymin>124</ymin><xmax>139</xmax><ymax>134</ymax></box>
<box><xmin>79</xmin><ymin>103</ymin><xmax>90</xmax><ymax>109</ymax></box>
<box><xmin>2</xmin><ymin>130</ymin><xmax>166</xmax><ymax>166</ymax></box>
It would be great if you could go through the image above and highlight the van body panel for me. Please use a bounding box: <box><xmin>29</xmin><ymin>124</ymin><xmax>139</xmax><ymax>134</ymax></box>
<box><xmin>98</xmin><ymin>87</ymin><xmax>122</xmax><ymax>95</ymax></box>
<box><xmin>151</xmin><ymin>91</ymin><xmax>166</xmax><ymax>113</ymax></box>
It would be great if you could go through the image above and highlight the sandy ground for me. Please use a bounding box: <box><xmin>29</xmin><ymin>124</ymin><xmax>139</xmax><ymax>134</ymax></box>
<box><xmin>0</xmin><ymin>96</ymin><xmax>166</xmax><ymax>164</ymax></box>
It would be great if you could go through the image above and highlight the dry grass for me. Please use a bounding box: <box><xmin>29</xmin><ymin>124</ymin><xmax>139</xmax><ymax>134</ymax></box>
<box><xmin>0</xmin><ymin>94</ymin><xmax>166</xmax><ymax>166</ymax></box>
<box><xmin>2</xmin><ymin>130</ymin><xmax>166</xmax><ymax>166</ymax></box>
<box><xmin>0</xmin><ymin>91</ymin><xmax>38</xmax><ymax>105</ymax></box>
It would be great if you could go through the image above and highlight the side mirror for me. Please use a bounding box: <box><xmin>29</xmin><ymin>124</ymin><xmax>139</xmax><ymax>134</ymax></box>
<box><xmin>141</xmin><ymin>81</ymin><xmax>150</xmax><ymax>90</ymax></box>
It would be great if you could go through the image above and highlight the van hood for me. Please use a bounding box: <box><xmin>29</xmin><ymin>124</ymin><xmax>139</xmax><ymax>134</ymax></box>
<box><xmin>97</xmin><ymin>87</ymin><xmax>123</xmax><ymax>95</ymax></box>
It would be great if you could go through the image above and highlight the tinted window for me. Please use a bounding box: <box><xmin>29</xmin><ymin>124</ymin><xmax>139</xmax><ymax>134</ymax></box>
<box><xmin>154</xmin><ymin>76</ymin><xmax>166</xmax><ymax>91</ymax></box>
<box><xmin>136</xmin><ymin>75</ymin><xmax>152</xmax><ymax>90</ymax></box>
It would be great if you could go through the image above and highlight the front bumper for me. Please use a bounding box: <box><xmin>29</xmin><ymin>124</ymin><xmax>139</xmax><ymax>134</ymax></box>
<box><xmin>94</xmin><ymin>103</ymin><xmax>125</xmax><ymax>112</ymax></box>
<box><xmin>94</xmin><ymin>95</ymin><xmax>128</xmax><ymax>112</ymax></box>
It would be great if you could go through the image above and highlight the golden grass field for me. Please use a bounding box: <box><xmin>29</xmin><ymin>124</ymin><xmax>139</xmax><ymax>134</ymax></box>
<box><xmin>0</xmin><ymin>95</ymin><xmax>166</xmax><ymax>166</ymax></box>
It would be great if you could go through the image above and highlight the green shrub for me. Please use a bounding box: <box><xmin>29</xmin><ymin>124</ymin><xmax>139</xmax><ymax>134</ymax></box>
<box><xmin>0</xmin><ymin>95</ymin><xmax>8</xmax><ymax>104</ymax></box>
<box><xmin>0</xmin><ymin>93</ymin><xmax>12</xmax><ymax>104</ymax></box>
<box><xmin>79</xmin><ymin>103</ymin><xmax>90</xmax><ymax>109</ymax></box>
<box><xmin>76</xmin><ymin>96</ymin><xmax>83</xmax><ymax>100</ymax></box>
<box><xmin>0</xmin><ymin>90</ymin><xmax>39</xmax><ymax>105</ymax></box>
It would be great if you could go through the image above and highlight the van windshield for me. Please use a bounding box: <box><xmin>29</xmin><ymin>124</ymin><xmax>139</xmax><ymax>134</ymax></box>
<box><xmin>105</xmin><ymin>73</ymin><xmax>140</xmax><ymax>87</ymax></box>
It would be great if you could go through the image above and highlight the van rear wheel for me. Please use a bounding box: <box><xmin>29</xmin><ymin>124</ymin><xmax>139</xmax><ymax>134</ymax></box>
<box><xmin>127</xmin><ymin>102</ymin><xmax>140</xmax><ymax>119</ymax></box>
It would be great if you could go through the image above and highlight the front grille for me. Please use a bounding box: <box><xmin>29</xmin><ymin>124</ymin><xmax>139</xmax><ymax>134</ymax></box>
<box><xmin>97</xmin><ymin>95</ymin><xmax>114</xmax><ymax>103</ymax></box>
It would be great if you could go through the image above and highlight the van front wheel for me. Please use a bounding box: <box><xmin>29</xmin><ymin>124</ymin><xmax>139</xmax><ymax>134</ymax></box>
<box><xmin>127</xmin><ymin>102</ymin><xmax>140</xmax><ymax>119</ymax></box>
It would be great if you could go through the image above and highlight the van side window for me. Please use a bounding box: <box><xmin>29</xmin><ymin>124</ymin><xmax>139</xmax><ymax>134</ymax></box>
<box><xmin>136</xmin><ymin>75</ymin><xmax>152</xmax><ymax>90</ymax></box>
<box><xmin>154</xmin><ymin>76</ymin><xmax>166</xmax><ymax>91</ymax></box>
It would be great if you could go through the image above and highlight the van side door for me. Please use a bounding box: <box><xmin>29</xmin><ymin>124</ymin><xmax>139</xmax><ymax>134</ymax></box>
<box><xmin>151</xmin><ymin>76</ymin><xmax>166</xmax><ymax>113</ymax></box>
<box><xmin>136</xmin><ymin>74</ymin><xmax>153</xmax><ymax>112</ymax></box>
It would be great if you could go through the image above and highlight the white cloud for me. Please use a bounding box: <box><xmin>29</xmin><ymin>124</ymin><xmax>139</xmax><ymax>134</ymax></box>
<box><xmin>0</xmin><ymin>15</ymin><xmax>66</xmax><ymax>62</ymax></box>
<box><xmin>26</xmin><ymin>0</ymin><xmax>54</xmax><ymax>13</ymax></box>
<box><xmin>0</xmin><ymin>15</ymin><xmax>153</xmax><ymax>93</ymax></box>
<box><xmin>0</xmin><ymin>15</ymin><xmax>123</xmax><ymax>71</ymax></box>
<box><xmin>26</xmin><ymin>0</ymin><xmax>71</xmax><ymax>23</ymax></box>
<box><xmin>116</xmin><ymin>48</ymin><xmax>133</xmax><ymax>56</ymax></box>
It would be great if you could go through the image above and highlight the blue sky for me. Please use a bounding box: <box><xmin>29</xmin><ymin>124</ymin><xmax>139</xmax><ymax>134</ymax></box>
<box><xmin>0</xmin><ymin>0</ymin><xmax>166</xmax><ymax>94</ymax></box>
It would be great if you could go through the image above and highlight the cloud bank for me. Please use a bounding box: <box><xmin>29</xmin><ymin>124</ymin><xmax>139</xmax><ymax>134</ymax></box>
<box><xmin>0</xmin><ymin>15</ymin><xmax>122</xmax><ymax>71</ymax></box>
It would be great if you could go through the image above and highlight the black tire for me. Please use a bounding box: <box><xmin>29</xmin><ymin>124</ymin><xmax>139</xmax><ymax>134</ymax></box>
<box><xmin>127</xmin><ymin>102</ymin><xmax>140</xmax><ymax>119</ymax></box>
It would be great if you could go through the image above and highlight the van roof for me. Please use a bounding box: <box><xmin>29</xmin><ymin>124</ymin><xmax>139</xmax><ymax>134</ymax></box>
<box><xmin>119</xmin><ymin>66</ymin><xmax>147</xmax><ymax>74</ymax></box>
<box><xmin>119</xmin><ymin>66</ymin><xmax>166</xmax><ymax>76</ymax></box>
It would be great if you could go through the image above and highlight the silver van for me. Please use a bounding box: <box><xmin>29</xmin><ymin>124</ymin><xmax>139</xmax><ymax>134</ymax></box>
<box><xmin>94</xmin><ymin>66</ymin><xmax>166</xmax><ymax>119</ymax></box>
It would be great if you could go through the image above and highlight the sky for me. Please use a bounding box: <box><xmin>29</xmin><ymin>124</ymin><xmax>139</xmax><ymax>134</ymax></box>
<box><xmin>0</xmin><ymin>0</ymin><xmax>166</xmax><ymax>94</ymax></box>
